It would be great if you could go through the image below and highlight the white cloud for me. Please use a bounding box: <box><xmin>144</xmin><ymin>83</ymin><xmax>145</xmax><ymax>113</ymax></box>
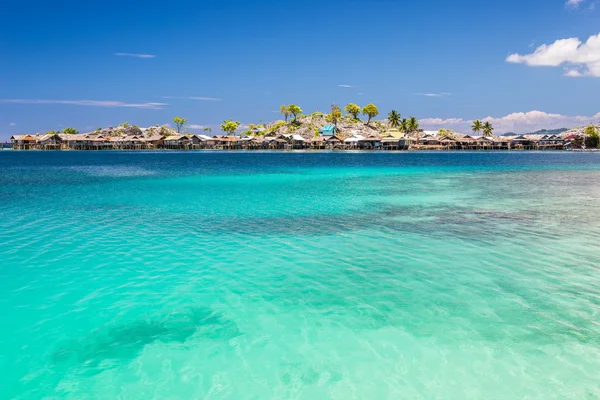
<box><xmin>564</xmin><ymin>68</ymin><xmax>583</xmax><ymax>77</ymax></box>
<box><xmin>114</xmin><ymin>52</ymin><xmax>156</xmax><ymax>59</ymax></box>
<box><xmin>506</xmin><ymin>33</ymin><xmax>600</xmax><ymax>77</ymax></box>
<box><xmin>189</xmin><ymin>124</ymin><xmax>217</xmax><ymax>130</ymax></box>
<box><xmin>0</xmin><ymin>99</ymin><xmax>167</xmax><ymax>109</ymax></box>
<box><xmin>188</xmin><ymin>97</ymin><xmax>223</xmax><ymax>101</ymax></box>
<box><xmin>420</xmin><ymin>117</ymin><xmax>467</xmax><ymax>125</ymax></box>
<box><xmin>9</xmin><ymin>122</ymin><xmax>16</xmax><ymax>126</ymax></box>
<box><xmin>420</xmin><ymin>110</ymin><xmax>600</xmax><ymax>133</ymax></box>
<box><xmin>338</xmin><ymin>84</ymin><xmax>356</xmax><ymax>88</ymax></box>
<box><xmin>417</xmin><ymin>93</ymin><xmax>451</xmax><ymax>97</ymax></box>
<box><xmin>566</xmin><ymin>0</ymin><xmax>585</xmax><ymax>7</ymax></box>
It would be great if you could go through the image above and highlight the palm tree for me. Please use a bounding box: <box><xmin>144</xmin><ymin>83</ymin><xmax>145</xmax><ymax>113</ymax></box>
<box><xmin>482</xmin><ymin>121</ymin><xmax>494</xmax><ymax>137</ymax></box>
<box><xmin>407</xmin><ymin>117</ymin><xmax>419</xmax><ymax>132</ymax></box>
<box><xmin>400</xmin><ymin>118</ymin><xmax>409</xmax><ymax>133</ymax></box>
<box><xmin>388</xmin><ymin>110</ymin><xmax>401</xmax><ymax>128</ymax></box>
<box><xmin>472</xmin><ymin>120</ymin><xmax>483</xmax><ymax>136</ymax></box>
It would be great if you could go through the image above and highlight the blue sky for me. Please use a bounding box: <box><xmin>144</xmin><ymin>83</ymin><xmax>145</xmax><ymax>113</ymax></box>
<box><xmin>1</xmin><ymin>0</ymin><xmax>599</xmax><ymax>138</ymax></box>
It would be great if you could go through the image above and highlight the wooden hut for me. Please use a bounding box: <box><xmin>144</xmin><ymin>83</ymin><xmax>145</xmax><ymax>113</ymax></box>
<box><xmin>563</xmin><ymin>134</ymin><xmax>584</xmax><ymax>149</ymax></box>
<box><xmin>538</xmin><ymin>134</ymin><xmax>564</xmax><ymax>150</ymax></box>
<box><xmin>195</xmin><ymin>134</ymin><xmax>213</xmax><ymax>149</ymax></box>
<box><xmin>380</xmin><ymin>128</ymin><xmax>409</xmax><ymax>150</ymax></box>
<box><xmin>60</xmin><ymin>134</ymin><xmax>88</xmax><ymax>150</ymax></box>
<box><xmin>490</xmin><ymin>136</ymin><xmax>510</xmax><ymax>150</ymax></box>
<box><xmin>284</xmin><ymin>134</ymin><xmax>309</xmax><ymax>149</ymax></box>
<box><xmin>37</xmin><ymin>133</ymin><xmax>65</xmax><ymax>150</ymax></box>
<box><xmin>455</xmin><ymin>134</ymin><xmax>477</xmax><ymax>150</ymax></box>
<box><xmin>439</xmin><ymin>137</ymin><xmax>458</xmax><ymax>150</ymax></box>
<box><xmin>163</xmin><ymin>135</ymin><xmax>191</xmax><ymax>149</ymax></box>
<box><xmin>143</xmin><ymin>135</ymin><xmax>165</xmax><ymax>149</ymax></box>
<box><xmin>10</xmin><ymin>134</ymin><xmax>37</xmax><ymax>150</ymax></box>
<box><xmin>474</xmin><ymin>136</ymin><xmax>493</xmax><ymax>150</ymax></box>
<box><xmin>188</xmin><ymin>135</ymin><xmax>202</xmax><ymax>149</ymax></box>
<box><xmin>358</xmin><ymin>135</ymin><xmax>380</xmax><ymax>150</ymax></box>
<box><xmin>510</xmin><ymin>135</ymin><xmax>538</xmax><ymax>150</ymax></box>
<box><xmin>344</xmin><ymin>134</ymin><xmax>365</xmax><ymax>149</ymax></box>
<box><xmin>311</xmin><ymin>135</ymin><xmax>326</xmax><ymax>149</ymax></box>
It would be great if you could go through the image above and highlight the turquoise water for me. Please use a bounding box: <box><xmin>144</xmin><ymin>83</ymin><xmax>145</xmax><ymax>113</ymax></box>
<box><xmin>1</xmin><ymin>151</ymin><xmax>600</xmax><ymax>399</ymax></box>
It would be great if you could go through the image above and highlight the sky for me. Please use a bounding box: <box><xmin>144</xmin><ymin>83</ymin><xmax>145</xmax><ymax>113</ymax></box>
<box><xmin>1</xmin><ymin>0</ymin><xmax>599</xmax><ymax>139</ymax></box>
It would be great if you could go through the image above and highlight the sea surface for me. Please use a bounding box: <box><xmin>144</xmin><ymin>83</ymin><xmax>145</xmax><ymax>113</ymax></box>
<box><xmin>1</xmin><ymin>151</ymin><xmax>600</xmax><ymax>399</ymax></box>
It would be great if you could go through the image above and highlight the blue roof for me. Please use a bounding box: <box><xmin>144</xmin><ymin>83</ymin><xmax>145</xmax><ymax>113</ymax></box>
<box><xmin>321</xmin><ymin>125</ymin><xmax>336</xmax><ymax>135</ymax></box>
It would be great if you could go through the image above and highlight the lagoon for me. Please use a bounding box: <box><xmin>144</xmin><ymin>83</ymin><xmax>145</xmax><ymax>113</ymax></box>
<box><xmin>1</xmin><ymin>151</ymin><xmax>600</xmax><ymax>399</ymax></box>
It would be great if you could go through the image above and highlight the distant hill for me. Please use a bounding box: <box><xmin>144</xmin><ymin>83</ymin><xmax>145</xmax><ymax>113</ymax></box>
<box><xmin>502</xmin><ymin>128</ymin><xmax>568</xmax><ymax>136</ymax></box>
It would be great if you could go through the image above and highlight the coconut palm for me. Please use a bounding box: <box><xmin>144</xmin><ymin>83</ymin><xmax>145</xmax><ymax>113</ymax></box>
<box><xmin>407</xmin><ymin>117</ymin><xmax>419</xmax><ymax>132</ymax></box>
<box><xmin>472</xmin><ymin>120</ymin><xmax>483</xmax><ymax>136</ymax></box>
<box><xmin>482</xmin><ymin>122</ymin><xmax>494</xmax><ymax>137</ymax></box>
<box><xmin>388</xmin><ymin>110</ymin><xmax>401</xmax><ymax>128</ymax></box>
<box><xmin>400</xmin><ymin>118</ymin><xmax>409</xmax><ymax>133</ymax></box>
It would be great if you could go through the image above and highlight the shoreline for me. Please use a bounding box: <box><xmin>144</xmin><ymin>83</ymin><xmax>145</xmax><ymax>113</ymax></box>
<box><xmin>4</xmin><ymin>148</ymin><xmax>600</xmax><ymax>153</ymax></box>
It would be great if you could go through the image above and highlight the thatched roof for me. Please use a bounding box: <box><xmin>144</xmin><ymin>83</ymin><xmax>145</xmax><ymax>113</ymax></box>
<box><xmin>164</xmin><ymin>135</ymin><xmax>186</xmax><ymax>141</ymax></box>
<box><xmin>11</xmin><ymin>134</ymin><xmax>36</xmax><ymax>141</ymax></box>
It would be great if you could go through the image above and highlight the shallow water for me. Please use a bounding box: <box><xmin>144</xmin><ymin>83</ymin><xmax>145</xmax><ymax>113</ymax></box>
<box><xmin>1</xmin><ymin>151</ymin><xmax>600</xmax><ymax>399</ymax></box>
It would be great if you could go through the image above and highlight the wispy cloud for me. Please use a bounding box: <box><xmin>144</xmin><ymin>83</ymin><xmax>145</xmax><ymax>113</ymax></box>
<box><xmin>506</xmin><ymin>32</ymin><xmax>600</xmax><ymax>77</ymax></box>
<box><xmin>417</xmin><ymin>92</ymin><xmax>451</xmax><ymax>97</ymax></box>
<box><xmin>338</xmin><ymin>84</ymin><xmax>356</xmax><ymax>88</ymax></box>
<box><xmin>114</xmin><ymin>52</ymin><xmax>156</xmax><ymax>59</ymax></box>
<box><xmin>188</xmin><ymin>97</ymin><xmax>223</xmax><ymax>101</ymax></box>
<box><xmin>9</xmin><ymin>122</ymin><xmax>16</xmax><ymax>126</ymax></box>
<box><xmin>162</xmin><ymin>96</ymin><xmax>223</xmax><ymax>101</ymax></box>
<box><xmin>0</xmin><ymin>99</ymin><xmax>167</xmax><ymax>109</ymax></box>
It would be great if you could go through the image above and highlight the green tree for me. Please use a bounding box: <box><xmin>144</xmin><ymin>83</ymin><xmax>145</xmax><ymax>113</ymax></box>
<box><xmin>287</xmin><ymin>104</ymin><xmax>302</xmax><ymax>122</ymax></box>
<box><xmin>280</xmin><ymin>105</ymin><xmax>291</xmax><ymax>122</ymax></box>
<box><xmin>482</xmin><ymin>121</ymin><xmax>494</xmax><ymax>137</ymax></box>
<box><xmin>203</xmin><ymin>127</ymin><xmax>212</xmax><ymax>135</ymax></box>
<box><xmin>172</xmin><ymin>116</ymin><xmax>187</xmax><ymax>133</ymax></box>
<box><xmin>221</xmin><ymin>120</ymin><xmax>240</xmax><ymax>136</ymax></box>
<box><xmin>62</xmin><ymin>127</ymin><xmax>79</xmax><ymax>135</ymax></box>
<box><xmin>407</xmin><ymin>117</ymin><xmax>419</xmax><ymax>132</ymax></box>
<box><xmin>362</xmin><ymin>104</ymin><xmax>379</xmax><ymax>125</ymax></box>
<box><xmin>438</xmin><ymin>128</ymin><xmax>456</xmax><ymax>140</ymax></box>
<box><xmin>584</xmin><ymin>125</ymin><xmax>599</xmax><ymax>148</ymax></box>
<box><xmin>400</xmin><ymin>118</ymin><xmax>409</xmax><ymax>133</ymax></box>
<box><xmin>330</xmin><ymin>104</ymin><xmax>342</xmax><ymax>128</ymax></box>
<box><xmin>344</xmin><ymin>103</ymin><xmax>361</xmax><ymax>120</ymax></box>
<box><xmin>472</xmin><ymin>120</ymin><xmax>483</xmax><ymax>136</ymax></box>
<box><xmin>388</xmin><ymin>110</ymin><xmax>401</xmax><ymax>128</ymax></box>
<box><xmin>120</xmin><ymin>121</ymin><xmax>130</xmax><ymax>128</ymax></box>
